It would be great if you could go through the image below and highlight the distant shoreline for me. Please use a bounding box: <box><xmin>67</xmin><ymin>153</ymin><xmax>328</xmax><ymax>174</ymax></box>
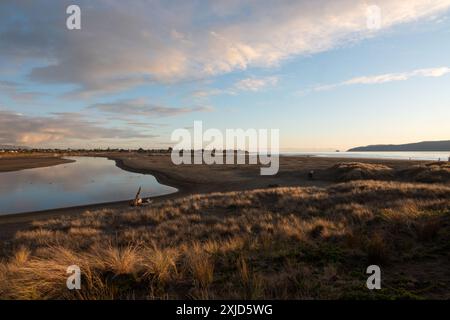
<box><xmin>0</xmin><ymin>156</ymin><xmax>74</xmax><ymax>173</ymax></box>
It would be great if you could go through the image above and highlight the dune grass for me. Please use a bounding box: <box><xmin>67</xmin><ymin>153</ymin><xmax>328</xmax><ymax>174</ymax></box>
<box><xmin>0</xmin><ymin>180</ymin><xmax>449</xmax><ymax>299</ymax></box>
<box><xmin>322</xmin><ymin>161</ymin><xmax>450</xmax><ymax>184</ymax></box>
<box><xmin>398</xmin><ymin>162</ymin><xmax>450</xmax><ymax>183</ymax></box>
<box><xmin>324</xmin><ymin>162</ymin><xmax>395</xmax><ymax>182</ymax></box>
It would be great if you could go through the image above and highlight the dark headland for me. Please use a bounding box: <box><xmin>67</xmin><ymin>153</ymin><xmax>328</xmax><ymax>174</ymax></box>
<box><xmin>348</xmin><ymin>140</ymin><xmax>450</xmax><ymax>152</ymax></box>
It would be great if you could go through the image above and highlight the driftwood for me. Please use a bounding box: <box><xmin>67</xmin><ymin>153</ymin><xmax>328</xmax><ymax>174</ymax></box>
<box><xmin>130</xmin><ymin>186</ymin><xmax>143</xmax><ymax>207</ymax></box>
<box><xmin>129</xmin><ymin>187</ymin><xmax>155</xmax><ymax>207</ymax></box>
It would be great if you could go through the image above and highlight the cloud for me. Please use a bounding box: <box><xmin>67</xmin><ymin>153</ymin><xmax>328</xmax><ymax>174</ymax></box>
<box><xmin>1</xmin><ymin>0</ymin><xmax>449</xmax><ymax>96</ymax></box>
<box><xmin>234</xmin><ymin>76</ymin><xmax>278</xmax><ymax>92</ymax></box>
<box><xmin>305</xmin><ymin>66</ymin><xmax>450</xmax><ymax>93</ymax></box>
<box><xmin>0</xmin><ymin>80</ymin><xmax>43</xmax><ymax>102</ymax></box>
<box><xmin>343</xmin><ymin>67</ymin><xmax>450</xmax><ymax>85</ymax></box>
<box><xmin>192</xmin><ymin>76</ymin><xmax>278</xmax><ymax>98</ymax></box>
<box><xmin>89</xmin><ymin>99</ymin><xmax>213</xmax><ymax>117</ymax></box>
<box><xmin>191</xmin><ymin>89</ymin><xmax>228</xmax><ymax>98</ymax></box>
<box><xmin>0</xmin><ymin>109</ymin><xmax>156</xmax><ymax>147</ymax></box>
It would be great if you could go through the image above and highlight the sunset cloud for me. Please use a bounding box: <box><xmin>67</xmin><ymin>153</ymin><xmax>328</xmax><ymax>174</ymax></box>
<box><xmin>0</xmin><ymin>110</ymin><xmax>156</xmax><ymax>147</ymax></box>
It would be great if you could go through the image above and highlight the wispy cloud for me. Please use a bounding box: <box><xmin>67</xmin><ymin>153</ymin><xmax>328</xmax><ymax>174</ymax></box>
<box><xmin>192</xmin><ymin>76</ymin><xmax>278</xmax><ymax>98</ymax></box>
<box><xmin>89</xmin><ymin>98</ymin><xmax>213</xmax><ymax>117</ymax></box>
<box><xmin>234</xmin><ymin>76</ymin><xmax>278</xmax><ymax>92</ymax></box>
<box><xmin>191</xmin><ymin>89</ymin><xmax>229</xmax><ymax>99</ymax></box>
<box><xmin>303</xmin><ymin>67</ymin><xmax>450</xmax><ymax>94</ymax></box>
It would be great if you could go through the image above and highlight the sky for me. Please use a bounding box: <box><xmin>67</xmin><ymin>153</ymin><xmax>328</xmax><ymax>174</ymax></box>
<box><xmin>1</xmin><ymin>0</ymin><xmax>450</xmax><ymax>151</ymax></box>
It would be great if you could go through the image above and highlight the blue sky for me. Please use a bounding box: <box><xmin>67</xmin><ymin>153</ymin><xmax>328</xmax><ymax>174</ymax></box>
<box><xmin>1</xmin><ymin>0</ymin><xmax>450</xmax><ymax>150</ymax></box>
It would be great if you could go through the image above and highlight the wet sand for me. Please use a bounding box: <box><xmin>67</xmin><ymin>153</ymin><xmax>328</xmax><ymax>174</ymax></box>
<box><xmin>111</xmin><ymin>153</ymin><xmax>426</xmax><ymax>194</ymax></box>
<box><xmin>0</xmin><ymin>156</ymin><xmax>74</xmax><ymax>172</ymax></box>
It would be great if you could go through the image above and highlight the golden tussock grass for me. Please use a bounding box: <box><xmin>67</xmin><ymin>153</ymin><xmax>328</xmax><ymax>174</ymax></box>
<box><xmin>399</xmin><ymin>162</ymin><xmax>450</xmax><ymax>183</ymax></box>
<box><xmin>323</xmin><ymin>161</ymin><xmax>450</xmax><ymax>184</ymax></box>
<box><xmin>325</xmin><ymin>162</ymin><xmax>394</xmax><ymax>182</ymax></box>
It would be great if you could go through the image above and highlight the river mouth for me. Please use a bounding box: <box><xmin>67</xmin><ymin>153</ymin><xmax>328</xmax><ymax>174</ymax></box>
<box><xmin>0</xmin><ymin>156</ymin><xmax>178</xmax><ymax>215</ymax></box>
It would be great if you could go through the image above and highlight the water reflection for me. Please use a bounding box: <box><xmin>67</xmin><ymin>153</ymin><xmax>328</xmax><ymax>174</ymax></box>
<box><xmin>0</xmin><ymin>157</ymin><xmax>177</xmax><ymax>215</ymax></box>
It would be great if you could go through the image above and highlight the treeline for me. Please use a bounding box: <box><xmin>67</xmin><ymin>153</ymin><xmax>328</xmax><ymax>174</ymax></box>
<box><xmin>0</xmin><ymin>148</ymin><xmax>173</xmax><ymax>154</ymax></box>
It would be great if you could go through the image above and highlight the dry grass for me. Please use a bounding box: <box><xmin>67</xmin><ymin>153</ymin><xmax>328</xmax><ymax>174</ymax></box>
<box><xmin>324</xmin><ymin>162</ymin><xmax>394</xmax><ymax>182</ymax></box>
<box><xmin>366</xmin><ymin>233</ymin><xmax>390</xmax><ymax>265</ymax></box>
<box><xmin>142</xmin><ymin>246</ymin><xmax>179</xmax><ymax>283</ymax></box>
<box><xmin>237</xmin><ymin>256</ymin><xmax>264</xmax><ymax>299</ymax></box>
<box><xmin>321</xmin><ymin>161</ymin><xmax>450</xmax><ymax>185</ymax></box>
<box><xmin>91</xmin><ymin>244</ymin><xmax>141</xmax><ymax>275</ymax></box>
<box><xmin>0</xmin><ymin>180</ymin><xmax>449</xmax><ymax>299</ymax></box>
<box><xmin>186</xmin><ymin>243</ymin><xmax>215</xmax><ymax>289</ymax></box>
<box><xmin>399</xmin><ymin>162</ymin><xmax>450</xmax><ymax>183</ymax></box>
<box><xmin>415</xmin><ymin>219</ymin><xmax>441</xmax><ymax>242</ymax></box>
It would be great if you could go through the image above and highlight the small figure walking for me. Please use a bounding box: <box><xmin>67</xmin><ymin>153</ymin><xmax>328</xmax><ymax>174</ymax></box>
<box><xmin>308</xmin><ymin>170</ymin><xmax>315</xmax><ymax>180</ymax></box>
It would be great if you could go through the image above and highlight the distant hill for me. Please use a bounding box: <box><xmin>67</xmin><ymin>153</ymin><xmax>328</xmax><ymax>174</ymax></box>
<box><xmin>348</xmin><ymin>140</ymin><xmax>450</xmax><ymax>152</ymax></box>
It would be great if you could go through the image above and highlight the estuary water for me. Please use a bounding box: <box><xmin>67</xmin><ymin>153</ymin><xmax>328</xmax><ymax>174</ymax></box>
<box><xmin>0</xmin><ymin>157</ymin><xmax>177</xmax><ymax>215</ymax></box>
